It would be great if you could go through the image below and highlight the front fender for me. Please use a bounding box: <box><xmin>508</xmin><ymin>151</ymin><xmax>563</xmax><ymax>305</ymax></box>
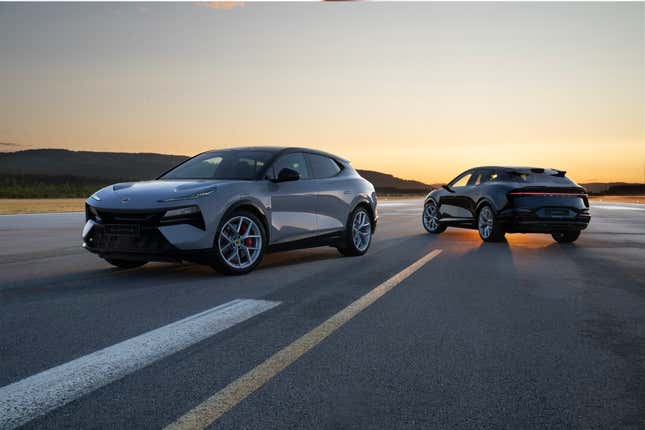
<box><xmin>219</xmin><ymin>196</ymin><xmax>271</xmax><ymax>242</ymax></box>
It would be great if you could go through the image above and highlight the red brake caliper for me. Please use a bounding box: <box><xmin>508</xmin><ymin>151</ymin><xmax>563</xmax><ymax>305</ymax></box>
<box><xmin>240</xmin><ymin>221</ymin><xmax>253</xmax><ymax>247</ymax></box>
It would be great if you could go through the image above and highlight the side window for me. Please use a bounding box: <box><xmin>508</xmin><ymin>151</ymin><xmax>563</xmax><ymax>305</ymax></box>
<box><xmin>272</xmin><ymin>153</ymin><xmax>309</xmax><ymax>179</ymax></box>
<box><xmin>473</xmin><ymin>170</ymin><xmax>485</xmax><ymax>186</ymax></box>
<box><xmin>306</xmin><ymin>154</ymin><xmax>341</xmax><ymax>179</ymax></box>
<box><xmin>473</xmin><ymin>170</ymin><xmax>499</xmax><ymax>185</ymax></box>
<box><xmin>450</xmin><ymin>172</ymin><xmax>472</xmax><ymax>188</ymax></box>
<box><xmin>487</xmin><ymin>171</ymin><xmax>500</xmax><ymax>182</ymax></box>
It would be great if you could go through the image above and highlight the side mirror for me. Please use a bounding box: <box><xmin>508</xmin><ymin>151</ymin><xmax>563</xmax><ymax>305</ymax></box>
<box><xmin>276</xmin><ymin>168</ymin><xmax>300</xmax><ymax>183</ymax></box>
<box><xmin>441</xmin><ymin>184</ymin><xmax>454</xmax><ymax>193</ymax></box>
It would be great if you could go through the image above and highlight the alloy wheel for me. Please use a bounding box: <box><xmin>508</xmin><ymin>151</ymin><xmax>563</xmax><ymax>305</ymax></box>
<box><xmin>423</xmin><ymin>203</ymin><xmax>440</xmax><ymax>231</ymax></box>
<box><xmin>478</xmin><ymin>206</ymin><xmax>494</xmax><ymax>239</ymax></box>
<box><xmin>352</xmin><ymin>210</ymin><xmax>371</xmax><ymax>252</ymax></box>
<box><xmin>218</xmin><ymin>216</ymin><xmax>263</xmax><ymax>270</ymax></box>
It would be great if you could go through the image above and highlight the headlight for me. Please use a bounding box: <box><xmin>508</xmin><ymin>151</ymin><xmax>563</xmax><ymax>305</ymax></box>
<box><xmin>86</xmin><ymin>204</ymin><xmax>102</xmax><ymax>222</ymax></box>
<box><xmin>158</xmin><ymin>188</ymin><xmax>216</xmax><ymax>203</ymax></box>
<box><xmin>160</xmin><ymin>205</ymin><xmax>205</xmax><ymax>229</ymax></box>
<box><xmin>90</xmin><ymin>193</ymin><xmax>101</xmax><ymax>201</ymax></box>
<box><xmin>163</xmin><ymin>206</ymin><xmax>200</xmax><ymax>218</ymax></box>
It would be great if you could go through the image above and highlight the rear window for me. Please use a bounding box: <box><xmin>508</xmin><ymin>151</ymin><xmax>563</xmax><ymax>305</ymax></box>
<box><xmin>507</xmin><ymin>170</ymin><xmax>574</xmax><ymax>185</ymax></box>
<box><xmin>306</xmin><ymin>154</ymin><xmax>342</xmax><ymax>179</ymax></box>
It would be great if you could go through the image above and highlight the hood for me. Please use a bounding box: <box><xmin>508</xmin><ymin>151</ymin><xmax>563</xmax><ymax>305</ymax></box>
<box><xmin>88</xmin><ymin>179</ymin><xmax>240</xmax><ymax>209</ymax></box>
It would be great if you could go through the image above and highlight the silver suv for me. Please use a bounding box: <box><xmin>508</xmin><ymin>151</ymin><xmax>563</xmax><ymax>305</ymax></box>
<box><xmin>83</xmin><ymin>147</ymin><xmax>378</xmax><ymax>274</ymax></box>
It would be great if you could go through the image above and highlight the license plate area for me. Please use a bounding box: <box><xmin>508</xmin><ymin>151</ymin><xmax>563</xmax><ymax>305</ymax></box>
<box><xmin>538</xmin><ymin>208</ymin><xmax>575</xmax><ymax>219</ymax></box>
<box><xmin>104</xmin><ymin>224</ymin><xmax>141</xmax><ymax>237</ymax></box>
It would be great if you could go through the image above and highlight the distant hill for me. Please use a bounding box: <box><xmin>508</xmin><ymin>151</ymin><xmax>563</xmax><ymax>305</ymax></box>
<box><xmin>0</xmin><ymin>149</ymin><xmax>434</xmax><ymax>198</ymax></box>
<box><xmin>354</xmin><ymin>169</ymin><xmax>431</xmax><ymax>193</ymax></box>
<box><xmin>579</xmin><ymin>182</ymin><xmax>628</xmax><ymax>194</ymax></box>
<box><xmin>0</xmin><ymin>149</ymin><xmax>188</xmax><ymax>180</ymax></box>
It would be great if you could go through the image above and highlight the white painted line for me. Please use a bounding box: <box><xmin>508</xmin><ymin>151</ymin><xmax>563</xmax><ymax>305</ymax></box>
<box><xmin>378</xmin><ymin>201</ymin><xmax>420</xmax><ymax>207</ymax></box>
<box><xmin>165</xmin><ymin>249</ymin><xmax>443</xmax><ymax>430</ymax></box>
<box><xmin>378</xmin><ymin>202</ymin><xmax>409</xmax><ymax>207</ymax></box>
<box><xmin>592</xmin><ymin>205</ymin><xmax>645</xmax><ymax>211</ymax></box>
<box><xmin>0</xmin><ymin>299</ymin><xmax>280</xmax><ymax>430</ymax></box>
<box><xmin>383</xmin><ymin>208</ymin><xmax>422</xmax><ymax>212</ymax></box>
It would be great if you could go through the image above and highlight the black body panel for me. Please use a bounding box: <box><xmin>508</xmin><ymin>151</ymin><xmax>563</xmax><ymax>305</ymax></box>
<box><xmin>425</xmin><ymin>166</ymin><xmax>591</xmax><ymax>235</ymax></box>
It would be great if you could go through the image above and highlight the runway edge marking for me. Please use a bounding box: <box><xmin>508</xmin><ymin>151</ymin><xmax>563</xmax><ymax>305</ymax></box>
<box><xmin>165</xmin><ymin>248</ymin><xmax>443</xmax><ymax>430</ymax></box>
<box><xmin>0</xmin><ymin>299</ymin><xmax>280</xmax><ymax>430</ymax></box>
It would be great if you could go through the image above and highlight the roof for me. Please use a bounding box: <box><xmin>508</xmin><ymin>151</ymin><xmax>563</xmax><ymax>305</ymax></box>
<box><xmin>203</xmin><ymin>146</ymin><xmax>350</xmax><ymax>164</ymax></box>
<box><xmin>471</xmin><ymin>166</ymin><xmax>561</xmax><ymax>172</ymax></box>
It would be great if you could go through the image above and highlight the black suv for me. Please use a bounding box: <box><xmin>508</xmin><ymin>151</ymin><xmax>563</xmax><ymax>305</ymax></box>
<box><xmin>422</xmin><ymin>167</ymin><xmax>590</xmax><ymax>243</ymax></box>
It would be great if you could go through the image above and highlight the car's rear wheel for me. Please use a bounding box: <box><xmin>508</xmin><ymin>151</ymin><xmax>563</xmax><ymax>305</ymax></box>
<box><xmin>337</xmin><ymin>206</ymin><xmax>372</xmax><ymax>256</ymax></box>
<box><xmin>212</xmin><ymin>210</ymin><xmax>266</xmax><ymax>275</ymax></box>
<box><xmin>477</xmin><ymin>204</ymin><xmax>505</xmax><ymax>242</ymax></box>
<box><xmin>104</xmin><ymin>258</ymin><xmax>147</xmax><ymax>269</ymax></box>
<box><xmin>552</xmin><ymin>231</ymin><xmax>580</xmax><ymax>243</ymax></box>
<box><xmin>422</xmin><ymin>201</ymin><xmax>446</xmax><ymax>234</ymax></box>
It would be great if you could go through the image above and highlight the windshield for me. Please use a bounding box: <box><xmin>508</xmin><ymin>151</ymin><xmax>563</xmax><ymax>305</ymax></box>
<box><xmin>160</xmin><ymin>150</ymin><xmax>274</xmax><ymax>180</ymax></box>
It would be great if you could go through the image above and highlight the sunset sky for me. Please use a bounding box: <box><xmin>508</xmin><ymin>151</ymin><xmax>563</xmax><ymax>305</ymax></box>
<box><xmin>0</xmin><ymin>2</ymin><xmax>643</xmax><ymax>184</ymax></box>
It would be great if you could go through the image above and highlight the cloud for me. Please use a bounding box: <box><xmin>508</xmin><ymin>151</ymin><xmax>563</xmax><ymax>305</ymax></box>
<box><xmin>199</xmin><ymin>2</ymin><xmax>245</xmax><ymax>10</ymax></box>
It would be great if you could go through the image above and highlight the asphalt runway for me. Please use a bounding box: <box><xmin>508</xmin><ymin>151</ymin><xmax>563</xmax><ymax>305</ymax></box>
<box><xmin>1</xmin><ymin>199</ymin><xmax>644</xmax><ymax>429</ymax></box>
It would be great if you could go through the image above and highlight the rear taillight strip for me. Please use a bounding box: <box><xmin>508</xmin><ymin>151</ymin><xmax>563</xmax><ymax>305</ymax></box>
<box><xmin>509</xmin><ymin>192</ymin><xmax>586</xmax><ymax>197</ymax></box>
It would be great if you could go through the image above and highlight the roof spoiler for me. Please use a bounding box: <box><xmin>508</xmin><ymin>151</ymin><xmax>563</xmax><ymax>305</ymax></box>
<box><xmin>551</xmin><ymin>169</ymin><xmax>567</xmax><ymax>177</ymax></box>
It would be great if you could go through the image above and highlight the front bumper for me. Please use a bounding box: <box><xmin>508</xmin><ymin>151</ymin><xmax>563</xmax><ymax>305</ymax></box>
<box><xmin>82</xmin><ymin>219</ymin><xmax>214</xmax><ymax>263</ymax></box>
<box><xmin>498</xmin><ymin>208</ymin><xmax>590</xmax><ymax>233</ymax></box>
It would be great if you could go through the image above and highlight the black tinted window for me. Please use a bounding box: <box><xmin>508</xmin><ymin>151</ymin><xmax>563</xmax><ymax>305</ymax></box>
<box><xmin>474</xmin><ymin>170</ymin><xmax>500</xmax><ymax>185</ymax></box>
<box><xmin>160</xmin><ymin>150</ymin><xmax>273</xmax><ymax>180</ymax></box>
<box><xmin>306</xmin><ymin>154</ymin><xmax>341</xmax><ymax>179</ymax></box>
<box><xmin>508</xmin><ymin>170</ymin><xmax>574</xmax><ymax>185</ymax></box>
<box><xmin>273</xmin><ymin>153</ymin><xmax>309</xmax><ymax>179</ymax></box>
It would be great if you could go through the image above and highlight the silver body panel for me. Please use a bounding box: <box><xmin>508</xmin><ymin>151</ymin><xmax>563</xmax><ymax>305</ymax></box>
<box><xmin>82</xmin><ymin>148</ymin><xmax>377</xmax><ymax>254</ymax></box>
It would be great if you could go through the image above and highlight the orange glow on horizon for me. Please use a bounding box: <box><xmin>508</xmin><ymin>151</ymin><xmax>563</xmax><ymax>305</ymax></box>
<box><xmin>0</xmin><ymin>2</ymin><xmax>643</xmax><ymax>184</ymax></box>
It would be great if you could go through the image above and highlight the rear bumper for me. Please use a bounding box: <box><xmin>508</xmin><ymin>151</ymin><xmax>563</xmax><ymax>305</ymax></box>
<box><xmin>498</xmin><ymin>209</ymin><xmax>590</xmax><ymax>233</ymax></box>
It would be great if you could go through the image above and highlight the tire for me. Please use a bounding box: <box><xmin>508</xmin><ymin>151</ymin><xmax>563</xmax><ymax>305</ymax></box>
<box><xmin>552</xmin><ymin>231</ymin><xmax>580</xmax><ymax>243</ymax></box>
<box><xmin>104</xmin><ymin>258</ymin><xmax>147</xmax><ymax>269</ymax></box>
<box><xmin>422</xmin><ymin>201</ymin><xmax>446</xmax><ymax>234</ymax></box>
<box><xmin>337</xmin><ymin>206</ymin><xmax>373</xmax><ymax>257</ymax></box>
<box><xmin>211</xmin><ymin>210</ymin><xmax>266</xmax><ymax>275</ymax></box>
<box><xmin>477</xmin><ymin>204</ymin><xmax>505</xmax><ymax>242</ymax></box>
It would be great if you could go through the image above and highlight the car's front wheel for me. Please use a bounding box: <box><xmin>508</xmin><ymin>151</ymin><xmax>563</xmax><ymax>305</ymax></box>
<box><xmin>477</xmin><ymin>204</ymin><xmax>505</xmax><ymax>242</ymax></box>
<box><xmin>422</xmin><ymin>201</ymin><xmax>446</xmax><ymax>234</ymax></box>
<box><xmin>104</xmin><ymin>258</ymin><xmax>147</xmax><ymax>269</ymax></box>
<box><xmin>552</xmin><ymin>231</ymin><xmax>580</xmax><ymax>243</ymax></box>
<box><xmin>212</xmin><ymin>210</ymin><xmax>266</xmax><ymax>275</ymax></box>
<box><xmin>337</xmin><ymin>206</ymin><xmax>373</xmax><ymax>256</ymax></box>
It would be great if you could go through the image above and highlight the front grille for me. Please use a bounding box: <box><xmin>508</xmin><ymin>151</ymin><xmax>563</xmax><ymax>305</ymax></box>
<box><xmin>104</xmin><ymin>224</ymin><xmax>141</xmax><ymax>237</ymax></box>
<box><xmin>95</xmin><ymin>209</ymin><xmax>164</xmax><ymax>226</ymax></box>
<box><xmin>86</xmin><ymin>225</ymin><xmax>174</xmax><ymax>253</ymax></box>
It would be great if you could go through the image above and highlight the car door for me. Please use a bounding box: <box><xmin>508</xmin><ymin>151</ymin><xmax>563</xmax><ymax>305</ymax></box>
<box><xmin>461</xmin><ymin>169</ymin><xmax>489</xmax><ymax>217</ymax></box>
<box><xmin>267</xmin><ymin>152</ymin><xmax>319</xmax><ymax>244</ymax></box>
<box><xmin>304</xmin><ymin>153</ymin><xmax>348</xmax><ymax>234</ymax></box>
<box><xmin>439</xmin><ymin>170</ymin><xmax>475</xmax><ymax>221</ymax></box>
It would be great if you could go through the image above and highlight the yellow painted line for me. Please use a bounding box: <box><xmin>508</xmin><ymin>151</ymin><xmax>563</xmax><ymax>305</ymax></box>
<box><xmin>165</xmin><ymin>249</ymin><xmax>443</xmax><ymax>430</ymax></box>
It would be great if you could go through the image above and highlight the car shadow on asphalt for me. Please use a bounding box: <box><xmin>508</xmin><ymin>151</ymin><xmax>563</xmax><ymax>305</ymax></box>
<box><xmin>0</xmin><ymin>247</ymin><xmax>346</xmax><ymax>299</ymax></box>
<box><xmin>259</xmin><ymin>248</ymin><xmax>342</xmax><ymax>271</ymax></box>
